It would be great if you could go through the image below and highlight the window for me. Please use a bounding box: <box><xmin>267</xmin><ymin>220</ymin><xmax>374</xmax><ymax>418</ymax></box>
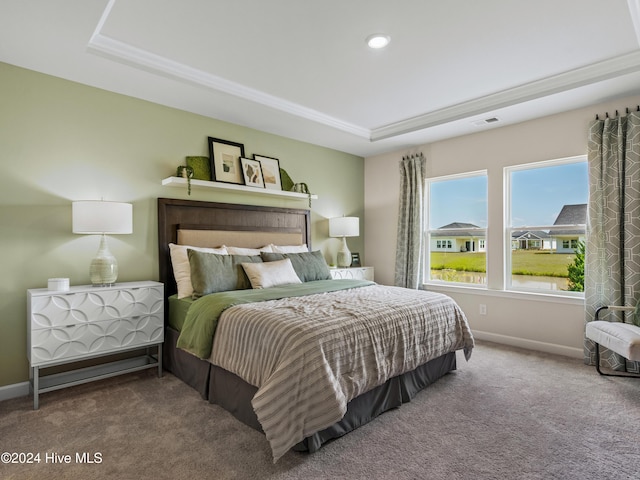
<box><xmin>426</xmin><ymin>171</ymin><xmax>487</xmax><ymax>285</ymax></box>
<box><xmin>505</xmin><ymin>156</ymin><xmax>587</xmax><ymax>294</ymax></box>
<box><xmin>436</xmin><ymin>240</ymin><xmax>453</xmax><ymax>250</ymax></box>
<box><xmin>562</xmin><ymin>240</ymin><xmax>579</xmax><ymax>249</ymax></box>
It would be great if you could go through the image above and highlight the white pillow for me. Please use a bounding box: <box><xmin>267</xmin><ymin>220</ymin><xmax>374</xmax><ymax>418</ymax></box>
<box><xmin>169</xmin><ymin>243</ymin><xmax>227</xmax><ymax>298</ymax></box>
<box><xmin>225</xmin><ymin>245</ymin><xmax>273</xmax><ymax>255</ymax></box>
<box><xmin>270</xmin><ymin>244</ymin><xmax>308</xmax><ymax>253</ymax></box>
<box><xmin>241</xmin><ymin>259</ymin><xmax>302</xmax><ymax>289</ymax></box>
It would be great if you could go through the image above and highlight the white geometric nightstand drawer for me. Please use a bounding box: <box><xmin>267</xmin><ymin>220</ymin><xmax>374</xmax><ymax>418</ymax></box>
<box><xmin>30</xmin><ymin>313</ymin><xmax>164</xmax><ymax>366</ymax></box>
<box><xmin>30</xmin><ymin>286</ymin><xmax>163</xmax><ymax>330</ymax></box>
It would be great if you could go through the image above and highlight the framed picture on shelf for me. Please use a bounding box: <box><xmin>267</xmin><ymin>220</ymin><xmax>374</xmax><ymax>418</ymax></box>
<box><xmin>254</xmin><ymin>154</ymin><xmax>282</xmax><ymax>190</ymax></box>
<box><xmin>208</xmin><ymin>137</ymin><xmax>245</xmax><ymax>184</ymax></box>
<box><xmin>351</xmin><ymin>252</ymin><xmax>361</xmax><ymax>267</ymax></box>
<box><xmin>240</xmin><ymin>157</ymin><xmax>265</xmax><ymax>188</ymax></box>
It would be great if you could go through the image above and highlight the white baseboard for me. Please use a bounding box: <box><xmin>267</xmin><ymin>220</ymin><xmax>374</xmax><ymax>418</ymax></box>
<box><xmin>0</xmin><ymin>381</ymin><xmax>29</xmax><ymax>402</ymax></box>
<box><xmin>473</xmin><ymin>330</ymin><xmax>583</xmax><ymax>359</ymax></box>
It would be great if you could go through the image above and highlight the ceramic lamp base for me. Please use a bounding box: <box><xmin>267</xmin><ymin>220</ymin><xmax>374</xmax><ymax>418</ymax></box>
<box><xmin>336</xmin><ymin>237</ymin><xmax>352</xmax><ymax>267</ymax></box>
<box><xmin>90</xmin><ymin>235</ymin><xmax>118</xmax><ymax>286</ymax></box>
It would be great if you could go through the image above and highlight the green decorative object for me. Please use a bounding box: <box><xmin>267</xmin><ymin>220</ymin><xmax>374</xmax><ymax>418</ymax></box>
<box><xmin>186</xmin><ymin>156</ymin><xmax>211</xmax><ymax>181</ymax></box>
<box><xmin>293</xmin><ymin>182</ymin><xmax>313</xmax><ymax>207</ymax></box>
<box><xmin>176</xmin><ymin>165</ymin><xmax>194</xmax><ymax>195</ymax></box>
<box><xmin>279</xmin><ymin>168</ymin><xmax>312</xmax><ymax>207</ymax></box>
<box><xmin>279</xmin><ymin>168</ymin><xmax>294</xmax><ymax>191</ymax></box>
<box><xmin>293</xmin><ymin>182</ymin><xmax>310</xmax><ymax>194</ymax></box>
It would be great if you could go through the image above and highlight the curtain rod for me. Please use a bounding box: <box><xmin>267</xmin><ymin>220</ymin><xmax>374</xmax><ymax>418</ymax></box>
<box><xmin>595</xmin><ymin>105</ymin><xmax>640</xmax><ymax>120</ymax></box>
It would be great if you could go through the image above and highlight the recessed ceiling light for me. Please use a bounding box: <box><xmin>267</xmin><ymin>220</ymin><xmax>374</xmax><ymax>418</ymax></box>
<box><xmin>366</xmin><ymin>34</ymin><xmax>390</xmax><ymax>49</ymax></box>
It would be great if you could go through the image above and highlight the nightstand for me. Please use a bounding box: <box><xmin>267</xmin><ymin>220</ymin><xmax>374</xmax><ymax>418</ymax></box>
<box><xmin>330</xmin><ymin>266</ymin><xmax>374</xmax><ymax>281</ymax></box>
<box><xmin>27</xmin><ymin>281</ymin><xmax>164</xmax><ymax>409</ymax></box>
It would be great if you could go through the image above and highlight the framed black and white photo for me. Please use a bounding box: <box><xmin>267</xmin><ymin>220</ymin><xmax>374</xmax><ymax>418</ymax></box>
<box><xmin>254</xmin><ymin>154</ymin><xmax>282</xmax><ymax>190</ymax></box>
<box><xmin>240</xmin><ymin>157</ymin><xmax>265</xmax><ymax>188</ymax></box>
<box><xmin>208</xmin><ymin>137</ymin><xmax>245</xmax><ymax>185</ymax></box>
<box><xmin>351</xmin><ymin>252</ymin><xmax>361</xmax><ymax>267</ymax></box>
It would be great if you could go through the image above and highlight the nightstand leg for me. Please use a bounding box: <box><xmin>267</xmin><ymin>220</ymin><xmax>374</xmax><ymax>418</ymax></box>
<box><xmin>157</xmin><ymin>344</ymin><xmax>163</xmax><ymax>377</ymax></box>
<box><xmin>32</xmin><ymin>366</ymin><xmax>39</xmax><ymax>410</ymax></box>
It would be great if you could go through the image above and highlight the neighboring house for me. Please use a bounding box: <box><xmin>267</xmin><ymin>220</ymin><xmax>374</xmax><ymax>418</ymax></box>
<box><xmin>552</xmin><ymin>203</ymin><xmax>587</xmax><ymax>253</ymax></box>
<box><xmin>511</xmin><ymin>230</ymin><xmax>554</xmax><ymax>251</ymax></box>
<box><xmin>430</xmin><ymin>222</ymin><xmax>486</xmax><ymax>252</ymax></box>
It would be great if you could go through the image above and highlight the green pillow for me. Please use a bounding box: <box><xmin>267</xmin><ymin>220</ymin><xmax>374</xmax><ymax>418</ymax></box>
<box><xmin>261</xmin><ymin>250</ymin><xmax>331</xmax><ymax>282</ymax></box>
<box><xmin>188</xmin><ymin>250</ymin><xmax>262</xmax><ymax>298</ymax></box>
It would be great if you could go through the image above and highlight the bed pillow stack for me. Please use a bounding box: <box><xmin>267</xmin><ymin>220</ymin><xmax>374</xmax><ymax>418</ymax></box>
<box><xmin>169</xmin><ymin>242</ymin><xmax>328</xmax><ymax>298</ymax></box>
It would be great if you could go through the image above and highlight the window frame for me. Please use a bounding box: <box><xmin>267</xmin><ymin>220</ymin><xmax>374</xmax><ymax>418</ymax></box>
<box><xmin>503</xmin><ymin>155</ymin><xmax>587</xmax><ymax>296</ymax></box>
<box><xmin>424</xmin><ymin>170</ymin><xmax>488</xmax><ymax>287</ymax></box>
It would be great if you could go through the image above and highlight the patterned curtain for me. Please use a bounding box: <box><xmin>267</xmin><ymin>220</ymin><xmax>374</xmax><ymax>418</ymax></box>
<box><xmin>584</xmin><ymin>110</ymin><xmax>640</xmax><ymax>373</ymax></box>
<box><xmin>394</xmin><ymin>153</ymin><xmax>426</xmax><ymax>289</ymax></box>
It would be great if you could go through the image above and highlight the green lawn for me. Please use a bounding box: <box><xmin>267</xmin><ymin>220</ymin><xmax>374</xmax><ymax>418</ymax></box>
<box><xmin>431</xmin><ymin>250</ymin><xmax>576</xmax><ymax>278</ymax></box>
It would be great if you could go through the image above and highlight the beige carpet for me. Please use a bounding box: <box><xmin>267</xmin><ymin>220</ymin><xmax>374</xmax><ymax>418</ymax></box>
<box><xmin>1</xmin><ymin>341</ymin><xmax>638</xmax><ymax>480</ymax></box>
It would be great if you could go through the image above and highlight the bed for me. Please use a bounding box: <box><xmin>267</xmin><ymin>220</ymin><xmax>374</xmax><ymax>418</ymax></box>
<box><xmin>157</xmin><ymin>198</ymin><xmax>474</xmax><ymax>462</ymax></box>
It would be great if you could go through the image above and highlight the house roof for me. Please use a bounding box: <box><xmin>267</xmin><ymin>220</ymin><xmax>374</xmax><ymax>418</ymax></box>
<box><xmin>432</xmin><ymin>222</ymin><xmax>484</xmax><ymax>238</ymax></box>
<box><xmin>438</xmin><ymin>222</ymin><xmax>480</xmax><ymax>230</ymax></box>
<box><xmin>552</xmin><ymin>203</ymin><xmax>587</xmax><ymax>236</ymax></box>
<box><xmin>512</xmin><ymin>230</ymin><xmax>550</xmax><ymax>240</ymax></box>
<box><xmin>553</xmin><ymin>204</ymin><xmax>587</xmax><ymax>225</ymax></box>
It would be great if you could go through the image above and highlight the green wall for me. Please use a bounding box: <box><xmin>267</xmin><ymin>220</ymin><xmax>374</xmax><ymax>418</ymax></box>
<box><xmin>0</xmin><ymin>62</ymin><xmax>364</xmax><ymax>388</ymax></box>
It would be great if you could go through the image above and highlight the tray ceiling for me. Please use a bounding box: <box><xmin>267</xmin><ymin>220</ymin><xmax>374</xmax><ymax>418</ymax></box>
<box><xmin>2</xmin><ymin>0</ymin><xmax>640</xmax><ymax>156</ymax></box>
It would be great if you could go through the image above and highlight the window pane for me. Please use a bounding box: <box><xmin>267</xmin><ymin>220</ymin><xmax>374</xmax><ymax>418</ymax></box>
<box><xmin>510</xmin><ymin>162</ymin><xmax>587</xmax><ymax>226</ymax></box>
<box><xmin>508</xmin><ymin>160</ymin><xmax>587</xmax><ymax>293</ymax></box>
<box><xmin>428</xmin><ymin>174</ymin><xmax>487</xmax><ymax>285</ymax></box>
<box><xmin>429</xmin><ymin>175</ymin><xmax>487</xmax><ymax>229</ymax></box>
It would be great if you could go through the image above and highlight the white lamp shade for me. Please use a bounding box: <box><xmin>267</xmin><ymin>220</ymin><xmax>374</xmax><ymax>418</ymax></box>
<box><xmin>72</xmin><ymin>201</ymin><xmax>133</xmax><ymax>234</ymax></box>
<box><xmin>329</xmin><ymin>216</ymin><xmax>359</xmax><ymax>238</ymax></box>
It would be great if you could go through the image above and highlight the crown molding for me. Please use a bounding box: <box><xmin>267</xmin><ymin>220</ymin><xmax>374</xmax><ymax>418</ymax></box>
<box><xmin>88</xmin><ymin>1</ymin><xmax>370</xmax><ymax>138</ymax></box>
<box><xmin>87</xmin><ymin>32</ymin><xmax>370</xmax><ymax>139</ymax></box>
<box><xmin>370</xmin><ymin>50</ymin><xmax>640</xmax><ymax>141</ymax></box>
<box><xmin>89</xmin><ymin>0</ymin><xmax>640</xmax><ymax>144</ymax></box>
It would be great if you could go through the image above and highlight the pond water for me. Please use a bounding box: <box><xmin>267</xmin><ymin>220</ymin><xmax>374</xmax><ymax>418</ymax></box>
<box><xmin>430</xmin><ymin>271</ymin><xmax>570</xmax><ymax>291</ymax></box>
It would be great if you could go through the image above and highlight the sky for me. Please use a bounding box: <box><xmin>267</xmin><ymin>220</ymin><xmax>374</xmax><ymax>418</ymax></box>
<box><xmin>429</xmin><ymin>161</ymin><xmax>588</xmax><ymax>229</ymax></box>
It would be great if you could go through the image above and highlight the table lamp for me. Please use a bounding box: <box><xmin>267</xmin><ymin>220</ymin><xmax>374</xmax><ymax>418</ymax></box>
<box><xmin>72</xmin><ymin>201</ymin><xmax>133</xmax><ymax>286</ymax></box>
<box><xmin>329</xmin><ymin>216</ymin><xmax>359</xmax><ymax>267</ymax></box>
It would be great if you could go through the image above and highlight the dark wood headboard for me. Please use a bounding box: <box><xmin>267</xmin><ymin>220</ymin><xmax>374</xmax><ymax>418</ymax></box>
<box><xmin>157</xmin><ymin>198</ymin><xmax>311</xmax><ymax>298</ymax></box>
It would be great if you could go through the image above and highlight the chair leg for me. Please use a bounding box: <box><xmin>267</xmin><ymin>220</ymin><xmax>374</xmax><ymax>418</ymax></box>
<box><xmin>595</xmin><ymin>342</ymin><xmax>603</xmax><ymax>375</ymax></box>
<box><xmin>593</xmin><ymin>342</ymin><xmax>640</xmax><ymax>378</ymax></box>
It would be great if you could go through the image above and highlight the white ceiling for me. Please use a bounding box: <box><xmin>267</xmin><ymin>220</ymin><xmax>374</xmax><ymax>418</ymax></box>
<box><xmin>2</xmin><ymin>0</ymin><xmax>640</xmax><ymax>157</ymax></box>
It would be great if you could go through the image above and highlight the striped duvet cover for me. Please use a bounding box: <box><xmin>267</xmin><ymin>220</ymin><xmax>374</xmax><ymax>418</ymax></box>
<box><xmin>207</xmin><ymin>283</ymin><xmax>474</xmax><ymax>462</ymax></box>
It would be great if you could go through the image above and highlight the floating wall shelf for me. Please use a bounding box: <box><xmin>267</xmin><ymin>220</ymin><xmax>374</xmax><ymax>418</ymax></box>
<box><xmin>162</xmin><ymin>177</ymin><xmax>318</xmax><ymax>200</ymax></box>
